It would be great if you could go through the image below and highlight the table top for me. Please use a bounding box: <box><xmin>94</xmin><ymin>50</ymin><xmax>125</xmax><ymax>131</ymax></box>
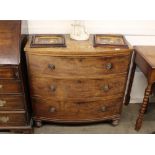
<box><xmin>134</xmin><ymin>46</ymin><xmax>155</xmax><ymax>68</ymax></box>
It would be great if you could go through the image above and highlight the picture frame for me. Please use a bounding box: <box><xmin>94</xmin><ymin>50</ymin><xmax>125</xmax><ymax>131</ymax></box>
<box><xmin>30</xmin><ymin>34</ymin><xmax>66</xmax><ymax>48</ymax></box>
<box><xmin>93</xmin><ymin>34</ymin><xmax>129</xmax><ymax>48</ymax></box>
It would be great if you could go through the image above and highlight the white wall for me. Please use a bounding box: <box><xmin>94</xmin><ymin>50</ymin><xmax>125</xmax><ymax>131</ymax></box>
<box><xmin>23</xmin><ymin>20</ymin><xmax>155</xmax><ymax>103</ymax></box>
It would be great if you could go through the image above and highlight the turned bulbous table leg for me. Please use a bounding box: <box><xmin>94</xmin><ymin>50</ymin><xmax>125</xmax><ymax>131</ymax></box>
<box><xmin>135</xmin><ymin>84</ymin><xmax>152</xmax><ymax>131</ymax></box>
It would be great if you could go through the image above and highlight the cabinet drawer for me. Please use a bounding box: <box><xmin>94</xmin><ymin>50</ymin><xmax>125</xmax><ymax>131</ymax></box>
<box><xmin>32</xmin><ymin>97</ymin><xmax>122</xmax><ymax>122</ymax></box>
<box><xmin>0</xmin><ymin>111</ymin><xmax>27</xmax><ymax>126</ymax></box>
<box><xmin>30</xmin><ymin>76</ymin><xmax>127</xmax><ymax>101</ymax></box>
<box><xmin>0</xmin><ymin>95</ymin><xmax>25</xmax><ymax>111</ymax></box>
<box><xmin>0</xmin><ymin>80</ymin><xmax>23</xmax><ymax>94</ymax></box>
<box><xmin>0</xmin><ymin>67</ymin><xmax>19</xmax><ymax>79</ymax></box>
<box><xmin>27</xmin><ymin>54</ymin><xmax>131</xmax><ymax>78</ymax></box>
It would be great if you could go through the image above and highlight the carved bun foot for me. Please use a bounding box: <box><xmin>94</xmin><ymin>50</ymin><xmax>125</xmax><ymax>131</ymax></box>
<box><xmin>35</xmin><ymin>120</ymin><xmax>42</xmax><ymax>127</ymax></box>
<box><xmin>112</xmin><ymin>119</ymin><xmax>119</xmax><ymax>126</ymax></box>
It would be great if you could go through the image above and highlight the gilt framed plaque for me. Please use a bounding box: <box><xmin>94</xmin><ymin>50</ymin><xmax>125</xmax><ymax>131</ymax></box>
<box><xmin>93</xmin><ymin>34</ymin><xmax>128</xmax><ymax>48</ymax></box>
<box><xmin>30</xmin><ymin>34</ymin><xmax>66</xmax><ymax>48</ymax></box>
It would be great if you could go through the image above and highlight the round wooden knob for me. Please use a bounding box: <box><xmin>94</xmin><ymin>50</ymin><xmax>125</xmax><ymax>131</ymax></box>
<box><xmin>105</xmin><ymin>63</ymin><xmax>112</xmax><ymax>70</ymax></box>
<box><xmin>101</xmin><ymin>85</ymin><xmax>109</xmax><ymax>92</ymax></box>
<box><xmin>48</xmin><ymin>64</ymin><xmax>55</xmax><ymax>70</ymax></box>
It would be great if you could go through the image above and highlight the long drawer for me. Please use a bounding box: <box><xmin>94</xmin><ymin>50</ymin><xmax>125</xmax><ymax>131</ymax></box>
<box><xmin>32</xmin><ymin>97</ymin><xmax>122</xmax><ymax>122</ymax></box>
<box><xmin>0</xmin><ymin>111</ymin><xmax>27</xmax><ymax>126</ymax></box>
<box><xmin>0</xmin><ymin>80</ymin><xmax>23</xmax><ymax>94</ymax></box>
<box><xmin>27</xmin><ymin>54</ymin><xmax>131</xmax><ymax>78</ymax></box>
<box><xmin>0</xmin><ymin>95</ymin><xmax>25</xmax><ymax>111</ymax></box>
<box><xmin>30</xmin><ymin>76</ymin><xmax>127</xmax><ymax>101</ymax></box>
<box><xmin>0</xmin><ymin>67</ymin><xmax>19</xmax><ymax>79</ymax></box>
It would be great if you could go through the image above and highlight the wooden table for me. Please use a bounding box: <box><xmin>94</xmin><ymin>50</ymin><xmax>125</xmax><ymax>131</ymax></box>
<box><xmin>125</xmin><ymin>46</ymin><xmax>155</xmax><ymax>131</ymax></box>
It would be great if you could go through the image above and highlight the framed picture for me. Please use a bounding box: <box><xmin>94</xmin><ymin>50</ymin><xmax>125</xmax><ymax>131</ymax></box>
<box><xmin>30</xmin><ymin>34</ymin><xmax>66</xmax><ymax>48</ymax></box>
<box><xmin>93</xmin><ymin>34</ymin><xmax>129</xmax><ymax>48</ymax></box>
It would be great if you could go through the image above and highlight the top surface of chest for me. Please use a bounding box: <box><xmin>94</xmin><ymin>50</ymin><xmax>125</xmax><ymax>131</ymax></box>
<box><xmin>0</xmin><ymin>20</ymin><xmax>21</xmax><ymax>65</ymax></box>
<box><xmin>134</xmin><ymin>46</ymin><xmax>155</xmax><ymax>68</ymax></box>
<box><xmin>25</xmin><ymin>35</ymin><xmax>133</xmax><ymax>56</ymax></box>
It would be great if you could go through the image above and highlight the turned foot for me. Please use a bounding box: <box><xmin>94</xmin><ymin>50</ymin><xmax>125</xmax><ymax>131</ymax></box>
<box><xmin>35</xmin><ymin>120</ymin><xmax>42</xmax><ymax>127</ymax></box>
<box><xmin>135</xmin><ymin>118</ymin><xmax>142</xmax><ymax>131</ymax></box>
<box><xmin>112</xmin><ymin>119</ymin><xmax>119</xmax><ymax>126</ymax></box>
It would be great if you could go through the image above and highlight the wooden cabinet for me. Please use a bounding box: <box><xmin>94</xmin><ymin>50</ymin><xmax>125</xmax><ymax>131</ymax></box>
<box><xmin>24</xmin><ymin>35</ymin><xmax>133</xmax><ymax>127</ymax></box>
<box><xmin>0</xmin><ymin>21</ymin><xmax>32</xmax><ymax>133</ymax></box>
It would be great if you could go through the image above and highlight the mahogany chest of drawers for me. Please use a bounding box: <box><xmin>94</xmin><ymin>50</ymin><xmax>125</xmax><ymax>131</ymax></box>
<box><xmin>0</xmin><ymin>21</ymin><xmax>32</xmax><ymax>133</ymax></box>
<box><xmin>24</xmin><ymin>35</ymin><xmax>133</xmax><ymax>127</ymax></box>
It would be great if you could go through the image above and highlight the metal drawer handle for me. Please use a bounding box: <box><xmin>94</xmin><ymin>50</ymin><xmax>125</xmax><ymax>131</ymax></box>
<box><xmin>48</xmin><ymin>64</ymin><xmax>55</xmax><ymax>70</ymax></box>
<box><xmin>0</xmin><ymin>100</ymin><xmax>6</xmax><ymax>107</ymax></box>
<box><xmin>50</xmin><ymin>85</ymin><xmax>56</xmax><ymax>92</ymax></box>
<box><xmin>101</xmin><ymin>106</ymin><xmax>106</xmax><ymax>112</ymax></box>
<box><xmin>101</xmin><ymin>85</ymin><xmax>110</xmax><ymax>92</ymax></box>
<box><xmin>0</xmin><ymin>116</ymin><xmax>9</xmax><ymax>123</ymax></box>
<box><xmin>105</xmin><ymin>63</ymin><xmax>112</xmax><ymax>70</ymax></box>
<box><xmin>49</xmin><ymin>107</ymin><xmax>56</xmax><ymax>113</ymax></box>
<box><xmin>0</xmin><ymin>85</ymin><xmax>3</xmax><ymax>89</ymax></box>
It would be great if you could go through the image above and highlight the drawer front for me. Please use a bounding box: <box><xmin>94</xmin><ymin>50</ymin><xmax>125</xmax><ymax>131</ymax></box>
<box><xmin>27</xmin><ymin>54</ymin><xmax>130</xmax><ymax>78</ymax></box>
<box><xmin>0</xmin><ymin>80</ymin><xmax>23</xmax><ymax>94</ymax></box>
<box><xmin>30</xmin><ymin>76</ymin><xmax>127</xmax><ymax>101</ymax></box>
<box><xmin>0</xmin><ymin>95</ymin><xmax>25</xmax><ymax>111</ymax></box>
<box><xmin>0</xmin><ymin>112</ymin><xmax>27</xmax><ymax>126</ymax></box>
<box><xmin>32</xmin><ymin>97</ymin><xmax>122</xmax><ymax>121</ymax></box>
<box><xmin>0</xmin><ymin>67</ymin><xmax>19</xmax><ymax>79</ymax></box>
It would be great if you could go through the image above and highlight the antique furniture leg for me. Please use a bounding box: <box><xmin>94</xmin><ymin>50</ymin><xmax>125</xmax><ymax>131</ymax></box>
<box><xmin>135</xmin><ymin>84</ymin><xmax>152</xmax><ymax>131</ymax></box>
<box><xmin>144</xmin><ymin>86</ymin><xmax>153</xmax><ymax>113</ymax></box>
<box><xmin>124</xmin><ymin>52</ymin><xmax>136</xmax><ymax>105</ymax></box>
<box><xmin>35</xmin><ymin>120</ymin><xmax>42</xmax><ymax>127</ymax></box>
<box><xmin>112</xmin><ymin>117</ymin><xmax>120</xmax><ymax>126</ymax></box>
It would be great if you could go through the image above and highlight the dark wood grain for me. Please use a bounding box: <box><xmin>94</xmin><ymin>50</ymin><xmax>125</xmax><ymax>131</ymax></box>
<box><xmin>0</xmin><ymin>111</ymin><xmax>26</xmax><ymax>126</ymax></box>
<box><xmin>32</xmin><ymin>97</ymin><xmax>122</xmax><ymax>122</ymax></box>
<box><xmin>0</xmin><ymin>21</ymin><xmax>32</xmax><ymax>133</ymax></box>
<box><xmin>27</xmin><ymin>54</ymin><xmax>130</xmax><ymax>78</ymax></box>
<box><xmin>0</xmin><ymin>80</ymin><xmax>23</xmax><ymax>94</ymax></box>
<box><xmin>30</xmin><ymin>76</ymin><xmax>127</xmax><ymax>101</ymax></box>
<box><xmin>0</xmin><ymin>67</ymin><xmax>19</xmax><ymax>79</ymax></box>
<box><xmin>0</xmin><ymin>95</ymin><xmax>25</xmax><ymax>111</ymax></box>
<box><xmin>0</xmin><ymin>21</ymin><xmax>21</xmax><ymax>65</ymax></box>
